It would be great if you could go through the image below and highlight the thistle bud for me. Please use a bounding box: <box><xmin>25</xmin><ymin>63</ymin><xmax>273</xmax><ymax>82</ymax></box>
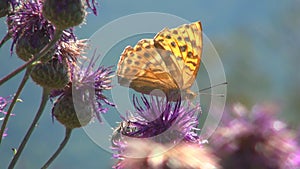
<box><xmin>30</xmin><ymin>59</ymin><xmax>70</xmax><ymax>89</ymax></box>
<box><xmin>52</xmin><ymin>93</ymin><xmax>93</xmax><ymax>129</ymax></box>
<box><xmin>15</xmin><ymin>30</ymin><xmax>54</xmax><ymax>61</ymax></box>
<box><xmin>42</xmin><ymin>0</ymin><xmax>86</xmax><ymax>30</ymax></box>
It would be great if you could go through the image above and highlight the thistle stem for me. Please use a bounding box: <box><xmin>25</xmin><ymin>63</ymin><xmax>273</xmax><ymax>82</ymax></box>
<box><xmin>0</xmin><ymin>68</ymin><xmax>31</xmax><ymax>143</ymax></box>
<box><xmin>0</xmin><ymin>30</ymin><xmax>63</xmax><ymax>86</ymax></box>
<box><xmin>8</xmin><ymin>88</ymin><xmax>50</xmax><ymax>169</ymax></box>
<box><xmin>41</xmin><ymin>128</ymin><xmax>73</xmax><ymax>169</ymax></box>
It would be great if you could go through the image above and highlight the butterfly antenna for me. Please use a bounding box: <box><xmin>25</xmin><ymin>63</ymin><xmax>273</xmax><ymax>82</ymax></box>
<box><xmin>198</xmin><ymin>82</ymin><xmax>228</xmax><ymax>92</ymax></box>
<box><xmin>197</xmin><ymin>82</ymin><xmax>228</xmax><ymax>97</ymax></box>
<box><xmin>199</xmin><ymin>93</ymin><xmax>225</xmax><ymax>97</ymax></box>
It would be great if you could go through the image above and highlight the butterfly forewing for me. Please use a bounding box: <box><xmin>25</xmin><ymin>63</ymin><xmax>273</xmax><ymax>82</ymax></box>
<box><xmin>153</xmin><ymin>28</ymin><xmax>184</xmax><ymax>87</ymax></box>
<box><xmin>154</xmin><ymin>21</ymin><xmax>202</xmax><ymax>90</ymax></box>
<box><xmin>181</xmin><ymin>22</ymin><xmax>202</xmax><ymax>89</ymax></box>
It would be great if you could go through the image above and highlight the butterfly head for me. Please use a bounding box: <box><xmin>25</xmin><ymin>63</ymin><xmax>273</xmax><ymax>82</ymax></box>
<box><xmin>166</xmin><ymin>89</ymin><xmax>197</xmax><ymax>102</ymax></box>
<box><xmin>183</xmin><ymin>89</ymin><xmax>197</xmax><ymax>100</ymax></box>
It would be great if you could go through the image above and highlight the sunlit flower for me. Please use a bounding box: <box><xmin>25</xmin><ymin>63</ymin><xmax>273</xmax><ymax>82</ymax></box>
<box><xmin>210</xmin><ymin>103</ymin><xmax>300</xmax><ymax>169</ymax></box>
<box><xmin>54</xmin><ymin>39</ymin><xmax>88</xmax><ymax>63</ymax></box>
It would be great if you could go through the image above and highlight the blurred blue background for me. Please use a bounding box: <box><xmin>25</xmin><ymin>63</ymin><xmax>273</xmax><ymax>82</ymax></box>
<box><xmin>0</xmin><ymin>0</ymin><xmax>300</xmax><ymax>168</ymax></box>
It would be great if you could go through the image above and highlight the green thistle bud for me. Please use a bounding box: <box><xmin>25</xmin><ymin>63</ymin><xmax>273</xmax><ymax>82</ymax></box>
<box><xmin>42</xmin><ymin>0</ymin><xmax>86</xmax><ymax>30</ymax></box>
<box><xmin>52</xmin><ymin>93</ymin><xmax>93</xmax><ymax>129</ymax></box>
<box><xmin>0</xmin><ymin>0</ymin><xmax>10</xmax><ymax>18</ymax></box>
<box><xmin>15</xmin><ymin>30</ymin><xmax>54</xmax><ymax>61</ymax></box>
<box><xmin>30</xmin><ymin>59</ymin><xmax>70</xmax><ymax>89</ymax></box>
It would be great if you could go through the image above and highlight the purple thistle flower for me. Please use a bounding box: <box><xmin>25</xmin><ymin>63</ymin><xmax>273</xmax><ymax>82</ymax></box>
<box><xmin>3</xmin><ymin>0</ymin><xmax>76</xmax><ymax>56</ymax></box>
<box><xmin>51</xmin><ymin>57</ymin><xmax>115</xmax><ymax>123</ymax></box>
<box><xmin>113</xmin><ymin>95</ymin><xmax>201</xmax><ymax>146</ymax></box>
<box><xmin>73</xmin><ymin>59</ymin><xmax>115</xmax><ymax>121</ymax></box>
<box><xmin>210</xmin><ymin>103</ymin><xmax>300</xmax><ymax>169</ymax></box>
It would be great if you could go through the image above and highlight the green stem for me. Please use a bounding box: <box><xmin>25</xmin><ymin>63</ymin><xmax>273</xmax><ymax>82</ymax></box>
<box><xmin>41</xmin><ymin>128</ymin><xmax>73</xmax><ymax>169</ymax></box>
<box><xmin>8</xmin><ymin>88</ymin><xmax>50</xmax><ymax>169</ymax></box>
<box><xmin>0</xmin><ymin>30</ymin><xmax>63</xmax><ymax>86</ymax></box>
<box><xmin>0</xmin><ymin>68</ymin><xmax>31</xmax><ymax>143</ymax></box>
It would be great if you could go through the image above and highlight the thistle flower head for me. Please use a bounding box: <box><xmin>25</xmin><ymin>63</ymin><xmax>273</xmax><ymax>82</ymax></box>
<box><xmin>51</xmin><ymin>57</ymin><xmax>114</xmax><ymax>125</ymax></box>
<box><xmin>52</xmin><ymin>91</ymin><xmax>93</xmax><ymax>129</ymax></box>
<box><xmin>4</xmin><ymin>0</ymin><xmax>76</xmax><ymax>59</ymax></box>
<box><xmin>53</xmin><ymin>38</ymin><xmax>87</xmax><ymax>63</ymax></box>
<box><xmin>42</xmin><ymin>0</ymin><xmax>86</xmax><ymax>30</ymax></box>
<box><xmin>9</xmin><ymin>0</ymin><xmax>52</xmax><ymax>49</ymax></box>
<box><xmin>26</xmin><ymin>36</ymin><xmax>87</xmax><ymax>90</ymax></box>
<box><xmin>71</xmin><ymin>58</ymin><xmax>115</xmax><ymax>122</ymax></box>
<box><xmin>112</xmin><ymin>96</ymin><xmax>201</xmax><ymax>147</ymax></box>
<box><xmin>113</xmin><ymin>139</ymin><xmax>220</xmax><ymax>169</ymax></box>
<box><xmin>210</xmin><ymin>103</ymin><xmax>300</xmax><ymax>169</ymax></box>
<box><xmin>30</xmin><ymin>58</ymin><xmax>70</xmax><ymax>89</ymax></box>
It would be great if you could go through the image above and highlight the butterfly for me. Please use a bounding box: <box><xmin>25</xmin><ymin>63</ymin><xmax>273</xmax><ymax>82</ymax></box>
<box><xmin>117</xmin><ymin>21</ymin><xmax>202</xmax><ymax>101</ymax></box>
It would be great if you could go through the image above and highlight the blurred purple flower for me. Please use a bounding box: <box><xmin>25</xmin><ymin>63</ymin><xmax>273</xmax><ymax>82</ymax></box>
<box><xmin>113</xmin><ymin>139</ymin><xmax>220</xmax><ymax>169</ymax></box>
<box><xmin>210</xmin><ymin>103</ymin><xmax>300</xmax><ymax>169</ymax></box>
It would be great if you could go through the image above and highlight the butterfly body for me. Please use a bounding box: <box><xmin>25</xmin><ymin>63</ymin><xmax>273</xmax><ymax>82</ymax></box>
<box><xmin>117</xmin><ymin>21</ymin><xmax>202</xmax><ymax>101</ymax></box>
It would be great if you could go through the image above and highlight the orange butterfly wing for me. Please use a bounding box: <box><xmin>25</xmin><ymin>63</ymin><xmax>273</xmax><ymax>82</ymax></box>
<box><xmin>117</xmin><ymin>39</ymin><xmax>178</xmax><ymax>96</ymax></box>
<box><xmin>117</xmin><ymin>21</ymin><xmax>203</xmax><ymax>99</ymax></box>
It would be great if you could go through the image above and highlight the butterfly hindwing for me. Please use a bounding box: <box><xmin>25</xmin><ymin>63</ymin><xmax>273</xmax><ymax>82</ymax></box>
<box><xmin>117</xmin><ymin>39</ymin><xmax>178</xmax><ymax>95</ymax></box>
